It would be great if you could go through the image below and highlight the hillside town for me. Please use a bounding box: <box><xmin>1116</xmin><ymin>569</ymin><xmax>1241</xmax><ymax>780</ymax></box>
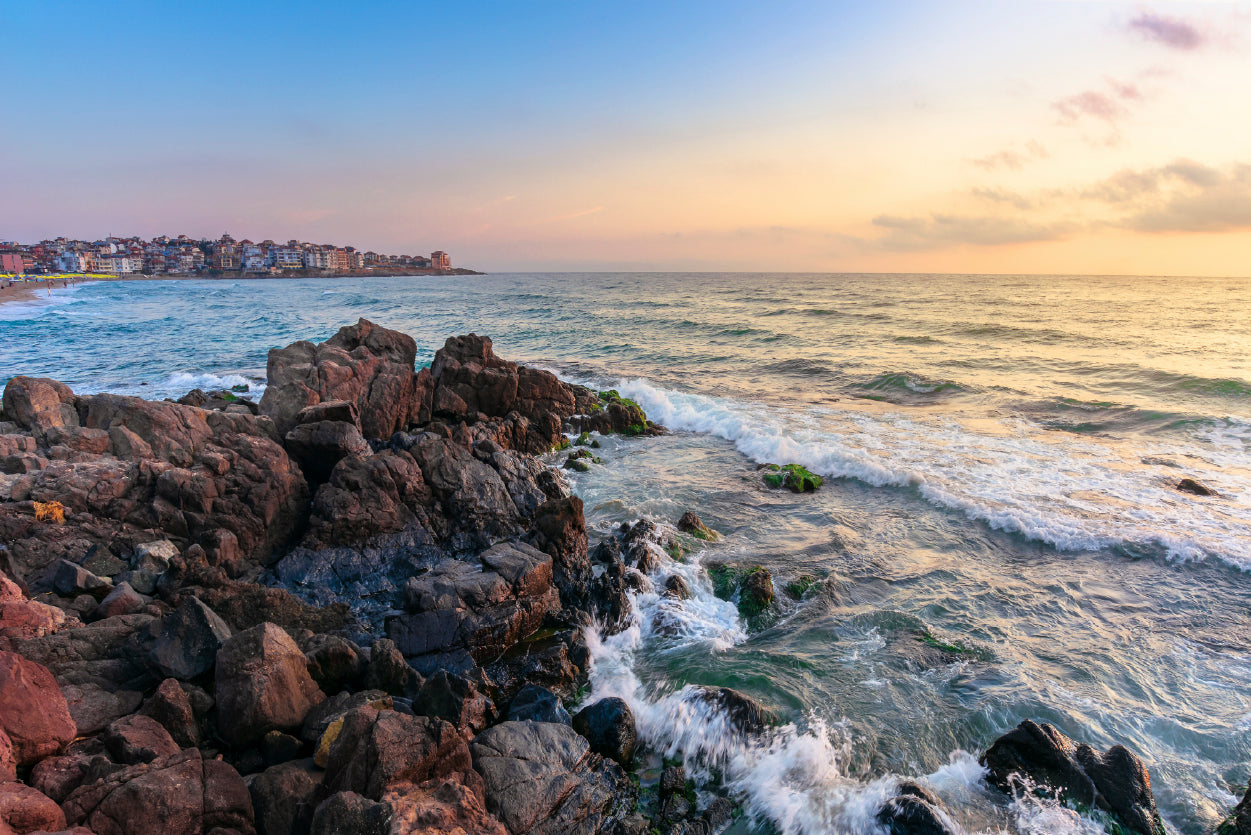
<box><xmin>0</xmin><ymin>233</ymin><xmax>454</xmax><ymax>276</ymax></box>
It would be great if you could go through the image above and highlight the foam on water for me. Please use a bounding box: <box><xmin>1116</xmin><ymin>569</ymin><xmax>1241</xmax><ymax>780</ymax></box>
<box><xmin>608</xmin><ymin>378</ymin><xmax>1251</xmax><ymax>570</ymax></box>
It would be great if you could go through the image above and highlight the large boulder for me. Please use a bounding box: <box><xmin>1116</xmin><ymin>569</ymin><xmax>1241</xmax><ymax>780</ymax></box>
<box><xmin>140</xmin><ymin>678</ymin><xmax>200</xmax><ymax>747</ymax></box>
<box><xmin>319</xmin><ymin>706</ymin><xmax>477</xmax><ymax>802</ymax></box>
<box><xmin>101</xmin><ymin>715</ymin><xmax>180</xmax><ymax>765</ymax></box>
<box><xmin>148</xmin><ymin>595</ymin><xmax>232</xmax><ymax>681</ymax></box>
<box><xmin>416</xmin><ymin>670</ymin><xmax>495</xmax><ymax>735</ymax></box>
<box><xmin>283</xmin><ymin>420</ymin><xmax>372</xmax><ymax>485</ymax></box>
<box><xmin>1</xmin><ymin>377</ymin><xmax>78</xmax><ymax>436</ymax></box>
<box><xmin>385</xmin><ymin>776</ymin><xmax>507</xmax><ymax>835</ymax></box>
<box><xmin>0</xmin><ymin>780</ymin><xmax>67</xmax><ymax>834</ymax></box>
<box><xmin>310</xmin><ymin>791</ymin><xmax>390</xmax><ymax>835</ymax></box>
<box><xmin>62</xmin><ymin>748</ymin><xmax>255</xmax><ymax>835</ymax></box>
<box><xmin>571</xmin><ymin>698</ymin><xmax>636</xmax><ymax>765</ymax></box>
<box><xmin>215</xmin><ymin>622</ymin><xmax>325</xmax><ymax>748</ymax></box>
<box><xmin>526</xmin><ymin>497</ymin><xmax>591</xmax><ymax>609</ymax></box>
<box><xmin>260</xmin><ymin>318</ymin><xmax>422</xmax><ymax>440</ymax></box>
<box><xmin>62</xmin><ymin>682</ymin><xmax>143</xmax><ymax>736</ymax></box>
<box><xmin>0</xmin><ymin>651</ymin><xmax>75</xmax><ymax>765</ymax></box>
<box><xmin>470</xmin><ymin>720</ymin><xmax>634</xmax><ymax>835</ymax></box>
<box><xmin>5</xmin><ymin>613</ymin><xmax>156</xmax><ymax>693</ymax></box>
<box><xmin>981</xmin><ymin>720</ymin><xmax>1163</xmax><ymax>835</ymax></box>
<box><xmin>387</xmin><ymin>543</ymin><xmax>557</xmax><ymax>666</ymax></box>
<box><xmin>247</xmin><ymin>758</ymin><xmax>320</xmax><ymax>835</ymax></box>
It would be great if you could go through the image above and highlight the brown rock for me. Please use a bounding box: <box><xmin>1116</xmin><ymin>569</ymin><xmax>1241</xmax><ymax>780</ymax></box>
<box><xmin>0</xmin><ymin>730</ymin><xmax>13</xmax><ymax>783</ymax></box>
<box><xmin>102</xmin><ymin>715</ymin><xmax>180</xmax><ymax>765</ymax></box>
<box><xmin>385</xmin><ymin>776</ymin><xmax>506</xmax><ymax>835</ymax></box>
<box><xmin>526</xmin><ymin>496</ymin><xmax>591</xmax><ymax>607</ymax></box>
<box><xmin>1</xmin><ymin>377</ymin><xmax>78</xmax><ymax>436</ymax></box>
<box><xmin>140</xmin><ymin>679</ymin><xmax>200</xmax><ymax>748</ymax></box>
<box><xmin>0</xmin><ymin>651</ymin><xmax>75</xmax><ymax>765</ymax></box>
<box><xmin>283</xmin><ymin>420</ymin><xmax>372</xmax><ymax>484</ymax></box>
<box><xmin>0</xmin><ymin>781</ymin><xmax>66</xmax><ymax>834</ymax></box>
<box><xmin>62</xmin><ymin>683</ymin><xmax>143</xmax><ymax>737</ymax></box>
<box><xmin>215</xmin><ymin>623</ymin><xmax>325</xmax><ymax>748</ymax></box>
<box><xmin>93</xmin><ymin>582</ymin><xmax>145</xmax><ymax>620</ymax></box>
<box><xmin>247</xmin><ymin>758</ymin><xmax>319</xmax><ymax>835</ymax></box>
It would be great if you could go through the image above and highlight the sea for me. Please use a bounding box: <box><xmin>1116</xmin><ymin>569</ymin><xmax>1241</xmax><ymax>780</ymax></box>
<box><xmin>2</xmin><ymin>273</ymin><xmax>1250</xmax><ymax>835</ymax></box>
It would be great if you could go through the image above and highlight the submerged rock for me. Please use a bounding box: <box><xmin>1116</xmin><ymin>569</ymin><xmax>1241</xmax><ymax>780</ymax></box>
<box><xmin>691</xmin><ymin>686</ymin><xmax>775</xmax><ymax>735</ymax></box>
<box><xmin>760</xmin><ymin>462</ymin><xmax>823</xmax><ymax>492</ymax></box>
<box><xmin>981</xmin><ymin>720</ymin><xmax>1164</xmax><ymax>835</ymax></box>
<box><xmin>1177</xmin><ymin>477</ymin><xmax>1216</xmax><ymax>497</ymax></box>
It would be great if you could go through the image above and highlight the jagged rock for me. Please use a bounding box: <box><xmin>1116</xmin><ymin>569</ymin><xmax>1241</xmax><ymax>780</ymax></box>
<box><xmin>320</xmin><ymin>706</ymin><xmax>477</xmax><ymax>802</ymax></box>
<box><xmin>981</xmin><ymin>720</ymin><xmax>1163</xmax><ymax>835</ymax></box>
<box><xmin>149</xmin><ymin>595</ymin><xmax>232</xmax><ymax>681</ymax></box>
<box><xmin>506</xmin><ymin>684</ymin><xmax>571</xmax><ymax>726</ymax></box>
<box><xmin>93</xmin><ymin>582</ymin><xmax>145</xmax><ymax>619</ymax></box>
<box><xmin>101</xmin><ymin>714</ymin><xmax>180</xmax><ymax>765</ymax></box>
<box><xmin>0</xmin><ymin>781</ymin><xmax>67</xmax><ymax>834</ymax></box>
<box><xmin>62</xmin><ymin>683</ymin><xmax>143</xmax><ymax>736</ymax></box>
<box><xmin>0</xmin><ymin>576</ymin><xmax>67</xmax><ymax>641</ymax></box>
<box><xmin>296</xmin><ymin>399</ymin><xmax>360</xmax><ymax>428</ymax></box>
<box><xmin>416</xmin><ymin>670</ymin><xmax>496</xmax><ymax>735</ymax></box>
<box><xmin>572</xmin><ymin>698</ymin><xmax>637</xmax><ymax>765</ymax></box>
<box><xmin>676</xmin><ymin>511</ymin><xmax>716</xmax><ymax>540</ymax></box>
<box><xmin>304</xmin><ymin>633</ymin><xmax>364</xmax><ymax>694</ymax></box>
<box><xmin>215</xmin><ymin>622</ymin><xmax>325</xmax><ymax>748</ymax></box>
<box><xmin>283</xmin><ymin>420</ymin><xmax>372</xmax><ymax>484</ymax></box>
<box><xmin>526</xmin><ymin>496</ymin><xmax>591</xmax><ymax>608</ymax></box>
<box><xmin>310</xmin><ymin>791</ymin><xmax>390</xmax><ymax>835</ymax></box>
<box><xmin>470</xmin><ymin>720</ymin><xmax>634</xmax><ymax>835</ymax></box>
<box><xmin>388</xmin><ymin>543</ymin><xmax>557</xmax><ymax>666</ymax></box>
<box><xmin>0</xmin><ymin>650</ymin><xmax>75</xmax><ymax>765</ymax></box>
<box><xmin>691</xmin><ymin>686</ymin><xmax>774</xmax><ymax>735</ymax></box>
<box><xmin>1</xmin><ymin>377</ymin><xmax>78</xmax><ymax>435</ymax></box>
<box><xmin>61</xmin><ymin>748</ymin><xmax>255</xmax><ymax>835</ymax></box>
<box><xmin>0</xmin><ymin>730</ymin><xmax>13</xmax><ymax>783</ymax></box>
<box><xmin>194</xmin><ymin>582</ymin><xmax>350</xmax><ymax>635</ymax></box>
<box><xmin>5</xmin><ymin>613</ymin><xmax>156</xmax><ymax>692</ymax></box>
<box><xmin>247</xmin><ymin>758</ymin><xmax>320</xmax><ymax>835</ymax></box>
<box><xmin>140</xmin><ymin>678</ymin><xmax>200</xmax><ymax>747</ymax></box>
<box><xmin>385</xmin><ymin>776</ymin><xmax>507</xmax><ymax>835</ymax></box>
<box><xmin>260</xmin><ymin>318</ymin><xmax>422</xmax><ymax>440</ymax></box>
<box><xmin>52</xmin><ymin>560</ymin><xmax>111</xmax><ymax>599</ymax></box>
<box><xmin>1217</xmin><ymin>785</ymin><xmax>1251</xmax><ymax>834</ymax></box>
<box><xmin>663</xmin><ymin>574</ymin><xmax>692</xmax><ymax>600</ymax></box>
<box><xmin>364</xmin><ymin>638</ymin><xmax>418</xmax><ymax>696</ymax></box>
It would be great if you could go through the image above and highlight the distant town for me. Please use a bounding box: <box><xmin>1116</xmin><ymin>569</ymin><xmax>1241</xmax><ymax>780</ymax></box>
<box><xmin>0</xmin><ymin>233</ymin><xmax>470</xmax><ymax>277</ymax></box>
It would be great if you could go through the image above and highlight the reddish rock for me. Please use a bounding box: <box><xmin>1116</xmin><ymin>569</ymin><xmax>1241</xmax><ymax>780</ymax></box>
<box><xmin>385</xmin><ymin>776</ymin><xmax>506</xmax><ymax>835</ymax></box>
<box><xmin>93</xmin><ymin>582</ymin><xmax>145</xmax><ymax>620</ymax></box>
<box><xmin>260</xmin><ymin>319</ymin><xmax>421</xmax><ymax>440</ymax></box>
<box><xmin>0</xmin><ymin>651</ymin><xmax>75</xmax><ymax>765</ymax></box>
<box><xmin>62</xmin><ymin>748</ymin><xmax>254</xmax><ymax>835</ymax></box>
<box><xmin>1</xmin><ymin>378</ymin><xmax>78</xmax><ymax>436</ymax></box>
<box><xmin>526</xmin><ymin>496</ymin><xmax>592</xmax><ymax>608</ymax></box>
<box><xmin>302</xmin><ymin>449</ymin><xmax>431</xmax><ymax>548</ymax></box>
<box><xmin>0</xmin><ymin>731</ymin><xmax>13</xmax><ymax>783</ymax></box>
<box><xmin>29</xmin><ymin>753</ymin><xmax>119</xmax><ymax>805</ymax></box>
<box><xmin>0</xmin><ymin>577</ymin><xmax>67</xmax><ymax>641</ymax></box>
<box><xmin>140</xmin><ymin>679</ymin><xmax>200</xmax><ymax>748</ymax></box>
<box><xmin>0</xmin><ymin>781</ymin><xmax>66</xmax><ymax>834</ymax></box>
<box><xmin>215</xmin><ymin>623</ymin><xmax>325</xmax><ymax>748</ymax></box>
<box><xmin>62</xmin><ymin>683</ymin><xmax>143</xmax><ymax>737</ymax></box>
<box><xmin>102</xmin><ymin>715</ymin><xmax>180</xmax><ymax>765</ymax></box>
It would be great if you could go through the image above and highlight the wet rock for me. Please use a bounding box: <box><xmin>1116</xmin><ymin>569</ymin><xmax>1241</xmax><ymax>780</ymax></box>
<box><xmin>261</xmin><ymin>318</ymin><xmax>422</xmax><ymax>440</ymax></box>
<box><xmin>149</xmin><ymin>595</ymin><xmax>233</xmax><ymax>681</ymax></box>
<box><xmin>320</xmin><ymin>706</ymin><xmax>476</xmax><ymax>801</ymax></box>
<box><xmin>62</xmin><ymin>748</ymin><xmax>254</xmax><ymax>835</ymax></box>
<box><xmin>664</xmin><ymin>574</ymin><xmax>692</xmax><ymax>600</ymax></box>
<box><xmin>470</xmin><ymin>720</ymin><xmax>634</xmax><ymax>835</ymax></box>
<box><xmin>981</xmin><ymin>720</ymin><xmax>1163</xmax><ymax>835</ymax></box>
<box><xmin>364</xmin><ymin>638</ymin><xmax>419</xmax><ymax>696</ymax></box>
<box><xmin>93</xmin><ymin>581</ymin><xmax>145</xmax><ymax>619</ymax></box>
<box><xmin>877</xmin><ymin>782</ymin><xmax>963</xmax><ymax>835</ymax></box>
<box><xmin>416</xmin><ymin>670</ymin><xmax>496</xmax><ymax>735</ymax></box>
<box><xmin>215</xmin><ymin>622</ymin><xmax>325</xmax><ymax>748</ymax></box>
<box><xmin>506</xmin><ymin>684</ymin><xmax>571</xmax><ymax>726</ymax></box>
<box><xmin>388</xmin><ymin>543</ymin><xmax>557</xmax><ymax>666</ymax></box>
<box><xmin>247</xmin><ymin>758</ymin><xmax>320</xmax><ymax>835</ymax></box>
<box><xmin>0</xmin><ymin>650</ymin><xmax>76</xmax><ymax>765</ymax></box>
<box><xmin>102</xmin><ymin>714</ymin><xmax>180</xmax><ymax>765</ymax></box>
<box><xmin>1177</xmin><ymin>477</ymin><xmax>1216</xmax><ymax>496</ymax></box>
<box><xmin>484</xmin><ymin>629</ymin><xmax>588</xmax><ymax>706</ymax></box>
<box><xmin>1216</xmin><ymin>784</ymin><xmax>1251</xmax><ymax>835</ymax></box>
<box><xmin>691</xmin><ymin>686</ymin><xmax>774</xmax><ymax>735</ymax></box>
<box><xmin>283</xmin><ymin>420</ymin><xmax>372</xmax><ymax>485</ymax></box>
<box><xmin>760</xmin><ymin>463</ymin><xmax>823</xmax><ymax>492</ymax></box>
<box><xmin>0</xmin><ymin>781</ymin><xmax>67</xmax><ymax>834</ymax></box>
<box><xmin>739</xmin><ymin>567</ymin><xmax>774</xmax><ymax>618</ymax></box>
<box><xmin>140</xmin><ymin>678</ymin><xmax>200</xmax><ymax>747</ymax></box>
<box><xmin>310</xmin><ymin>791</ymin><xmax>390</xmax><ymax>835</ymax></box>
<box><xmin>659</xmin><ymin>765</ymin><xmax>686</xmax><ymax>803</ymax></box>
<box><xmin>62</xmin><ymin>683</ymin><xmax>143</xmax><ymax>736</ymax></box>
<box><xmin>572</xmin><ymin>697</ymin><xmax>637</xmax><ymax>765</ymax></box>
<box><xmin>676</xmin><ymin>511</ymin><xmax>716</xmax><ymax>541</ymax></box>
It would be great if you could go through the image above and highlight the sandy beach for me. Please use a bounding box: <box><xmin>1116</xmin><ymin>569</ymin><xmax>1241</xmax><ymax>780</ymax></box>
<box><xmin>0</xmin><ymin>280</ymin><xmax>44</xmax><ymax>307</ymax></box>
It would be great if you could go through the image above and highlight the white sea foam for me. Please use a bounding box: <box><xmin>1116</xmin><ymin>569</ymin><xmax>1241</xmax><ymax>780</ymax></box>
<box><xmin>606</xmin><ymin>378</ymin><xmax>1251</xmax><ymax>570</ymax></box>
<box><xmin>160</xmin><ymin>371</ymin><xmax>266</xmax><ymax>400</ymax></box>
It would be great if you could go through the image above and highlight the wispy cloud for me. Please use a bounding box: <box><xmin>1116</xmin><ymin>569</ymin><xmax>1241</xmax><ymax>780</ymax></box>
<box><xmin>1127</xmin><ymin>12</ymin><xmax>1206</xmax><ymax>51</ymax></box>
<box><xmin>1085</xmin><ymin>160</ymin><xmax>1251</xmax><ymax>232</ymax></box>
<box><xmin>867</xmin><ymin>214</ymin><xmax>1073</xmax><ymax>252</ymax></box>
<box><xmin>970</xmin><ymin>141</ymin><xmax>1049</xmax><ymax>172</ymax></box>
<box><xmin>1053</xmin><ymin>81</ymin><xmax>1142</xmax><ymax>125</ymax></box>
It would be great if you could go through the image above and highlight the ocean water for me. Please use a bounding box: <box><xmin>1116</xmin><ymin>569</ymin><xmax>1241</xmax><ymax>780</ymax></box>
<box><xmin>3</xmin><ymin>273</ymin><xmax>1250</xmax><ymax>834</ymax></box>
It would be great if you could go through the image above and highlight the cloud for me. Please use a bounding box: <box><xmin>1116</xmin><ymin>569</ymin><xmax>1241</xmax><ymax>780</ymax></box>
<box><xmin>1082</xmin><ymin>159</ymin><xmax>1222</xmax><ymax>203</ymax></box>
<box><xmin>867</xmin><ymin>214</ymin><xmax>1073</xmax><ymax>251</ymax></box>
<box><xmin>1053</xmin><ymin>87</ymin><xmax>1136</xmax><ymax>124</ymax></box>
<box><xmin>970</xmin><ymin>142</ymin><xmax>1050</xmax><ymax>172</ymax></box>
<box><xmin>1096</xmin><ymin>161</ymin><xmax>1251</xmax><ymax>232</ymax></box>
<box><xmin>971</xmin><ymin>187</ymin><xmax>1037</xmax><ymax>211</ymax></box>
<box><xmin>1127</xmin><ymin>12</ymin><xmax>1206</xmax><ymax>51</ymax></box>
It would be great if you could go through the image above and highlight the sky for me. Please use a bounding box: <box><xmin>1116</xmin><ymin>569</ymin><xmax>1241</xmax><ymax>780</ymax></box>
<box><xmin>2</xmin><ymin>1</ymin><xmax>1250</xmax><ymax>274</ymax></box>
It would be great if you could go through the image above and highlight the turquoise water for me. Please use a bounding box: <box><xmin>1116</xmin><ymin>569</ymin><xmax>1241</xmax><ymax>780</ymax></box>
<box><xmin>3</xmin><ymin>274</ymin><xmax>1251</xmax><ymax>833</ymax></box>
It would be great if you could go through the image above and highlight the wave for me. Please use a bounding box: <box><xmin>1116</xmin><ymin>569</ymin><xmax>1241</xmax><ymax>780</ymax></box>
<box><xmin>893</xmin><ymin>334</ymin><xmax>943</xmax><ymax>345</ymax></box>
<box><xmin>162</xmin><ymin>371</ymin><xmax>266</xmax><ymax>399</ymax></box>
<box><xmin>761</xmin><ymin>358</ymin><xmax>834</xmax><ymax>377</ymax></box>
<box><xmin>851</xmin><ymin>372</ymin><xmax>970</xmax><ymax>401</ymax></box>
<box><xmin>608</xmin><ymin>377</ymin><xmax>1251</xmax><ymax>569</ymax></box>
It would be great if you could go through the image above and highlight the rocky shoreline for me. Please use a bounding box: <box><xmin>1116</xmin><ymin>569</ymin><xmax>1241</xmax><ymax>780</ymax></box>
<box><xmin>0</xmin><ymin>319</ymin><xmax>1244</xmax><ymax>835</ymax></box>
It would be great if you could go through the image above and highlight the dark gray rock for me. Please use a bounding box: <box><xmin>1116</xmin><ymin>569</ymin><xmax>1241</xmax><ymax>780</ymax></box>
<box><xmin>149</xmin><ymin>595</ymin><xmax>233</xmax><ymax>680</ymax></box>
<box><xmin>416</xmin><ymin>669</ymin><xmax>495</xmax><ymax>735</ymax></box>
<box><xmin>572</xmin><ymin>697</ymin><xmax>637</xmax><ymax>765</ymax></box>
<box><xmin>247</xmin><ymin>758</ymin><xmax>320</xmax><ymax>835</ymax></box>
<box><xmin>507</xmin><ymin>684</ymin><xmax>571</xmax><ymax>726</ymax></box>
<box><xmin>310</xmin><ymin>790</ymin><xmax>391</xmax><ymax>835</ymax></box>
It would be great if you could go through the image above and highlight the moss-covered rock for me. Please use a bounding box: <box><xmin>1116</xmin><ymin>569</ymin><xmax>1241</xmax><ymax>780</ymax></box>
<box><xmin>676</xmin><ymin>511</ymin><xmax>717</xmax><ymax>541</ymax></box>
<box><xmin>761</xmin><ymin>463</ymin><xmax>823</xmax><ymax>492</ymax></box>
<box><xmin>784</xmin><ymin>574</ymin><xmax>817</xmax><ymax>600</ymax></box>
<box><xmin>706</xmin><ymin>563</ymin><xmax>773</xmax><ymax>619</ymax></box>
<box><xmin>574</xmin><ymin>431</ymin><xmax>592</xmax><ymax>446</ymax></box>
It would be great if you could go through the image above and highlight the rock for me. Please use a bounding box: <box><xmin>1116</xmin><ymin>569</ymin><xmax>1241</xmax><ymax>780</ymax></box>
<box><xmin>760</xmin><ymin>463</ymin><xmax>823</xmax><ymax>492</ymax></box>
<box><xmin>132</xmin><ymin>540</ymin><xmax>180</xmax><ymax>573</ymax></box>
<box><xmin>260</xmin><ymin>318</ymin><xmax>422</xmax><ymax>440</ymax></box>
<box><xmin>1</xmin><ymin>377</ymin><xmax>78</xmax><ymax>435</ymax></box>
<box><xmin>981</xmin><ymin>720</ymin><xmax>1163</xmax><ymax>835</ymax></box>
<box><xmin>385</xmin><ymin>776</ymin><xmax>507</xmax><ymax>835</ymax></box>
<box><xmin>0</xmin><ymin>730</ymin><xmax>13</xmax><ymax>783</ymax></box>
<box><xmin>102</xmin><ymin>714</ymin><xmax>180</xmax><ymax>765</ymax></box>
<box><xmin>571</xmin><ymin>698</ymin><xmax>637</xmax><ymax>765</ymax></box>
<box><xmin>29</xmin><ymin>753</ymin><xmax>119</xmax><ymax>804</ymax></box>
<box><xmin>6</xmin><ymin>613</ymin><xmax>156</xmax><ymax>693</ymax></box>
<box><xmin>93</xmin><ymin>582</ymin><xmax>145</xmax><ymax>619</ymax></box>
<box><xmin>470</xmin><ymin>720</ymin><xmax>634</xmax><ymax>835</ymax></box>
<box><xmin>0</xmin><ymin>781</ymin><xmax>67</xmax><ymax>834</ymax></box>
<box><xmin>1217</xmin><ymin>785</ymin><xmax>1251</xmax><ymax>835</ymax></box>
<box><xmin>676</xmin><ymin>512</ymin><xmax>716</xmax><ymax>541</ymax></box>
<box><xmin>303</xmin><ymin>634</ymin><xmax>364</xmax><ymax>694</ymax></box>
<box><xmin>61</xmin><ymin>748</ymin><xmax>254</xmax><ymax>835</ymax></box>
<box><xmin>140</xmin><ymin>678</ymin><xmax>200</xmax><ymax>748</ymax></box>
<box><xmin>690</xmin><ymin>686</ymin><xmax>774</xmax><ymax>736</ymax></box>
<box><xmin>0</xmin><ymin>651</ymin><xmax>76</xmax><ymax>765</ymax></box>
<box><xmin>52</xmin><ymin>560</ymin><xmax>111</xmax><ymax>599</ymax></box>
<box><xmin>416</xmin><ymin>670</ymin><xmax>495</xmax><ymax>735</ymax></box>
<box><xmin>320</xmin><ymin>707</ymin><xmax>476</xmax><ymax>801</ymax></box>
<box><xmin>388</xmin><ymin>544</ymin><xmax>557</xmax><ymax>666</ymax></box>
<box><xmin>739</xmin><ymin>567</ymin><xmax>774</xmax><ymax>618</ymax></box>
<box><xmin>115</xmin><ymin>570</ymin><xmax>159</xmax><ymax>597</ymax></box>
<box><xmin>877</xmin><ymin>782</ymin><xmax>963</xmax><ymax>835</ymax></box>
<box><xmin>659</xmin><ymin>766</ymin><xmax>686</xmax><ymax>803</ymax></box>
<box><xmin>283</xmin><ymin>420</ymin><xmax>372</xmax><ymax>485</ymax></box>
<box><xmin>62</xmin><ymin>683</ymin><xmax>143</xmax><ymax>736</ymax></box>
<box><xmin>149</xmin><ymin>595</ymin><xmax>233</xmax><ymax>681</ymax></box>
<box><xmin>526</xmin><ymin>496</ymin><xmax>591</xmax><ymax>608</ymax></box>
<box><xmin>663</xmin><ymin>574</ymin><xmax>692</xmax><ymax>600</ymax></box>
<box><xmin>301</xmin><ymin>690</ymin><xmax>392</xmax><ymax>750</ymax></box>
<box><xmin>215</xmin><ymin>622</ymin><xmax>325</xmax><ymax>748</ymax></box>
<box><xmin>364</xmin><ymin>638</ymin><xmax>418</xmax><ymax>696</ymax></box>
<box><xmin>295</xmin><ymin>399</ymin><xmax>360</xmax><ymax>428</ymax></box>
<box><xmin>81</xmin><ymin>545</ymin><xmax>128</xmax><ymax>579</ymax></box>
<box><xmin>1177</xmin><ymin>477</ymin><xmax>1215</xmax><ymax>496</ymax></box>
<box><xmin>260</xmin><ymin>731</ymin><xmax>303</xmax><ymax>767</ymax></box>
<box><xmin>247</xmin><ymin>758</ymin><xmax>320</xmax><ymax>835</ymax></box>
<box><xmin>0</xmin><ymin>576</ymin><xmax>67</xmax><ymax>641</ymax></box>
<box><xmin>506</xmin><ymin>684</ymin><xmax>571</xmax><ymax>726</ymax></box>
<box><xmin>310</xmin><ymin>791</ymin><xmax>390</xmax><ymax>835</ymax></box>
